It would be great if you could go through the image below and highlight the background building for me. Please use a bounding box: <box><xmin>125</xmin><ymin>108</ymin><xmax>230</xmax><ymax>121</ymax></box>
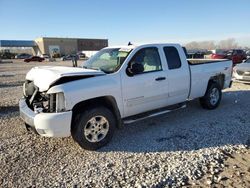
<box><xmin>34</xmin><ymin>37</ymin><xmax>108</xmax><ymax>56</ymax></box>
<box><xmin>0</xmin><ymin>37</ymin><xmax>108</xmax><ymax>57</ymax></box>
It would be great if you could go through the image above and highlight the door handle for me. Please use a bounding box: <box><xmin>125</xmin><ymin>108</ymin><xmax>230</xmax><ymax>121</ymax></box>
<box><xmin>155</xmin><ymin>77</ymin><xmax>166</xmax><ymax>81</ymax></box>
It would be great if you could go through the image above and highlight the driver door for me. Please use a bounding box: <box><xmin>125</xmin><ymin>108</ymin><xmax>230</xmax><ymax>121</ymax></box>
<box><xmin>121</xmin><ymin>47</ymin><xmax>169</xmax><ymax>117</ymax></box>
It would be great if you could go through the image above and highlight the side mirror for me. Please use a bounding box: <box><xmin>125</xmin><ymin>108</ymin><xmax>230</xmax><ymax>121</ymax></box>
<box><xmin>127</xmin><ymin>62</ymin><xmax>144</xmax><ymax>76</ymax></box>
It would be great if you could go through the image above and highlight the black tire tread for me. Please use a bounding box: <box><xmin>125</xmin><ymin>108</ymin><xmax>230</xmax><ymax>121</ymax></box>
<box><xmin>199</xmin><ymin>82</ymin><xmax>222</xmax><ymax>110</ymax></box>
<box><xmin>71</xmin><ymin>106</ymin><xmax>115</xmax><ymax>150</ymax></box>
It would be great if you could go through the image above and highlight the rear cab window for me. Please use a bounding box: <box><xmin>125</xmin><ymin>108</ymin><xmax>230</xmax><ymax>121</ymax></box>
<box><xmin>163</xmin><ymin>46</ymin><xmax>182</xmax><ymax>69</ymax></box>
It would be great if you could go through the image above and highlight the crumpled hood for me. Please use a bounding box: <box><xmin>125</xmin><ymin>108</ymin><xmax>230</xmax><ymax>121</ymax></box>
<box><xmin>26</xmin><ymin>66</ymin><xmax>105</xmax><ymax>91</ymax></box>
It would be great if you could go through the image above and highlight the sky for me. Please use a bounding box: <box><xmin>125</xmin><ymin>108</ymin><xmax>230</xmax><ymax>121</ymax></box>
<box><xmin>0</xmin><ymin>0</ymin><xmax>250</xmax><ymax>46</ymax></box>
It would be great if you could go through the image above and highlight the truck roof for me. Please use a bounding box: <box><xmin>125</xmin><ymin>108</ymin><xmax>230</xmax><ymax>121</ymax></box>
<box><xmin>104</xmin><ymin>43</ymin><xmax>181</xmax><ymax>50</ymax></box>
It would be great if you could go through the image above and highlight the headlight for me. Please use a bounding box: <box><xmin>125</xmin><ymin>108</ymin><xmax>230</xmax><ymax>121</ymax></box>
<box><xmin>236</xmin><ymin>70</ymin><xmax>244</xmax><ymax>75</ymax></box>
<box><xmin>49</xmin><ymin>92</ymin><xmax>66</xmax><ymax>112</ymax></box>
<box><xmin>23</xmin><ymin>80</ymin><xmax>35</xmax><ymax>98</ymax></box>
<box><xmin>56</xmin><ymin>92</ymin><xmax>66</xmax><ymax>112</ymax></box>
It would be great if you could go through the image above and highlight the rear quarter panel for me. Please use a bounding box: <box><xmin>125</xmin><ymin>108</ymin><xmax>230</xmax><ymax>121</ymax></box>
<box><xmin>189</xmin><ymin>60</ymin><xmax>232</xmax><ymax>99</ymax></box>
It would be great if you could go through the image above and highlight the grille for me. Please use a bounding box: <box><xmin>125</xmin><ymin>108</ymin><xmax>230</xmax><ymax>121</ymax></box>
<box><xmin>243</xmin><ymin>72</ymin><xmax>250</xmax><ymax>76</ymax></box>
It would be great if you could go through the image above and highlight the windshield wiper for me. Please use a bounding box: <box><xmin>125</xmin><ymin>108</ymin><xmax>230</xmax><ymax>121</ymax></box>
<box><xmin>82</xmin><ymin>66</ymin><xmax>107</xmax><ymax>73</ymax></box>
<box><xmin>82</xmin><ymin>66</ymin><xmax>97</xmax><ymax>70</ymax></box>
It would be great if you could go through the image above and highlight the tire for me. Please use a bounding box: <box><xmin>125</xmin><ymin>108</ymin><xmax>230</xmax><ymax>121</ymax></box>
<box><xmin>199</xmin><ymin>82</ymin><xmax>222</xmax><ymax>110</ymax></box>
<box><xmin>72</xmin><ymin>106</ymin><xmax>115</xmax><ymax>150</ymax></box>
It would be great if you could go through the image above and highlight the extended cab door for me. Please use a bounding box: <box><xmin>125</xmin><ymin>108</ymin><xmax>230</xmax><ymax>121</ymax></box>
<box><xmin>161</xmin><ymin>45</ymin><xmax>190</xmax><ymax>105</ymax></box>
<box><xmin>121</xmin><ymin>46</ymin><xmax>169</xmax><ymax>117</ymax></box>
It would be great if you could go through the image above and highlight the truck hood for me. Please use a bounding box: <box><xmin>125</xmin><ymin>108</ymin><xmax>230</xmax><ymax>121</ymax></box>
<box><xmin>26</xmin><ymin>66</ymin><xmax>105</xmax><ymax>91</ymax></box>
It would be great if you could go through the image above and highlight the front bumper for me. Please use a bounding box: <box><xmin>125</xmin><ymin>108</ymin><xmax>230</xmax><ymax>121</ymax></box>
<box><xmin>19</xmin><ymin>98</ymin><xmax>72</xmax><ymax>137</ymax></box>
<box><xmin>232</xmin><ymin>78</ymin><xmax>250</xmax><ymax>84</ymax></box>
<box><xmin>232</xmin><ymin>74</ymin><xmax>250</xmax><ymax>84</ymax></box>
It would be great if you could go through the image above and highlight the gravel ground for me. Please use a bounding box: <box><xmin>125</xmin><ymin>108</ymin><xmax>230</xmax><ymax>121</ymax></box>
<box><xmin>0</xmin><ymin>60</ymin><xmax>250</xmax><ymax>187</ymax></box>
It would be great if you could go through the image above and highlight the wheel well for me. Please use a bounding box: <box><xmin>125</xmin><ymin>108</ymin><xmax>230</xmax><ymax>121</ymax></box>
<box><xmin>72</xmin><ymin>96</ymin><xmax>123</xmax><ymax>129</ymax></box>
<box><xmin>208</xmin><ymin>74</ymin><xmax>225</xmax><ymax>89</ymax></box>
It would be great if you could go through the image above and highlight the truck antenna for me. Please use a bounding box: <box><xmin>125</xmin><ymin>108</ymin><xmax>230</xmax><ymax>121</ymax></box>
<box><xmin>128</xmin><ymin>42</ymin><xmax>133</xmax><ymax>46</ymax></box>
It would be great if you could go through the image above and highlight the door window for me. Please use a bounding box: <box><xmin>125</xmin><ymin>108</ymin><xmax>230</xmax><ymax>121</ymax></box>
<box><xmin>128</xmin><ymin>47</ymin><xmax>162</xmax><ymax>74</ymax></box>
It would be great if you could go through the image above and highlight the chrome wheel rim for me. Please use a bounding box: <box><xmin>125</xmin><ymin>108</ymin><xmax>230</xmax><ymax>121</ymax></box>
<box><xmin>210</xmin><ymin>88</ymin><xmax>219</xmax><ymax>105</ymax></box>
<box><xmin>84</xmin><ymin>116</ymin><xmax>109</xmax><ymax>143</ymax></box>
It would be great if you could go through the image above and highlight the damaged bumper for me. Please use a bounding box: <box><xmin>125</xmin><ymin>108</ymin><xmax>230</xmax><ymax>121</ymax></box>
<box><xmin>19</xmin><ymin>98</ymin><xmax>72</xmax><ymax>137</ymax></box>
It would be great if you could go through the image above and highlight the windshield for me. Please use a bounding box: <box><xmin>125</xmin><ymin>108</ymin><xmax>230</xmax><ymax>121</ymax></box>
<box><xmin>82</xmin><ymin>48</ymin><xmax>132</xmax><ymax>73</ymax></box>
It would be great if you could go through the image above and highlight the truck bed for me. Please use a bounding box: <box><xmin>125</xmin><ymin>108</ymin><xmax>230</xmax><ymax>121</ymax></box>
<box><xmin>188</xmin><ymin>59</ymin><xmax>232</xmax><ymax>100</ymax></box>
<box><xmin>188</xmin><ymin>59</ymin><xmax>229</xmax><ymax>65</ymax></box>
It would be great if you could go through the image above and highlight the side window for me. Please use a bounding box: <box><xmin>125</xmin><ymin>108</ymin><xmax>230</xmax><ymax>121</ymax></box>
<box><xmin>129</xmin><ymin>47</ymin><xmax>162</xmax><ymax>74</ymax></box>
<box><xmin>163</xmin><ymin>47</ymin><xmax>181</xmax><ymax>70</ymax></box>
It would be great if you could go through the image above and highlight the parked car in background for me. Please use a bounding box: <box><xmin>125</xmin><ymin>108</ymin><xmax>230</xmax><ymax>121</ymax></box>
<box><xmin>226</xmin><ymin>49</ymin><xmax>247</xmax><ymax>64</ymax></box>
<box><xmin>61</xmin><ymin>54</ymin><xmax>79</xmax><ymax>61</ymax></box>
<box><xmin>187</xmin><ymin>52</ymin><xmax>205</xmax><ymax>59</ymax></box>
<box><xmin>41</xmin><ymin>54</ymin><xmax>50</xmax><ymax>59</ymax></box>
<box><xmin>204</xmin><ymin>50</ymin><xmax>213</xmax><ymax>59</ymax></box>
<box><xmin>0</xmin><ymin>52</ymin><xmax>16</xmax><ymax>59</ymax></box>
<box><xmin>15</xmin><ymin>53</ymin><xmax>32</xmax><ymax>59</ymax></box>
<box><xmin>211</xmin><ymin>49</ymin><xmax>247</xmax><ymax>65</ymax></box>
<box><xmin>40</xmin><ymin>54</ymin><xmax>56</xmax><ymax>62</ymax></box>
<box><xmin>233</xmin><ymin>58</ymin><xmax>250</xmax><ymax>83</ymax></box>
<box><xmin>246</xmin><ymin>50</ymin><xmax>250</xmax><ymax>59</ymax></box>
<box><xmin>211</xmin><ymin>49</ymin><xmax>227</xmax><ymax>59</ymax></box>
<box><xmin>77</xmin><ymin>52</ymin><xmax>86</xmax><ymax>59</ymax></box>
<box><xmin>24</xmin><ymin>56</ymin><xmax>45</xmax><ymax>63</ymax></box>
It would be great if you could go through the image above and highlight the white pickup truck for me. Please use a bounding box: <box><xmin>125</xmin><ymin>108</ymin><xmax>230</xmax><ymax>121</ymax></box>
<box><xmin>19</xmin><ymin>43</ymin><xmax>233</xmax><ymax>150</ymax></box>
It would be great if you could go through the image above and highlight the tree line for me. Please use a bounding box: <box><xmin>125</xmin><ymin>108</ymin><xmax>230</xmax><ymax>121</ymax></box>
<box><xmin>185</xmin><ymin>38</ymin><xmax>249</xmax><ymax>50</ymax></box>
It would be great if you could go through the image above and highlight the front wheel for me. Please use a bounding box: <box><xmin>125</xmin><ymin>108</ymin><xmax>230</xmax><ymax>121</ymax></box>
<box><xmin>199</xmin><ymin>82</ymin><xmax>222</xmax><ymax>110</ymax></box>
<box><xmin>72</xmin><ymin>106</ymin><xmax>115</xmax><ymax>150</ymax></box>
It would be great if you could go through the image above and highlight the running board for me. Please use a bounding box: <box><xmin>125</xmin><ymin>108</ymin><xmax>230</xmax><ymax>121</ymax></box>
<box><xmin>123</xmin><ymin>103</ymin><xmax>186</xmax><ymax>124</ymax></box>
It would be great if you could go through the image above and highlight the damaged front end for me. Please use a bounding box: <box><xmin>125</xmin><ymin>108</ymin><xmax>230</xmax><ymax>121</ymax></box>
<box><xmin>23</xmin><ymin>80</ymin><xmax>65</xmax><ymax>114</ymax></box>
<box><xmin>19</xmin><ymin>66</ymin><xmax>105</xmax><ymax>137</ymax></box>
<box><xmin>20</xmin><ymin>80</ymin><xmax>72</xmax><ymax>137</ymax></box>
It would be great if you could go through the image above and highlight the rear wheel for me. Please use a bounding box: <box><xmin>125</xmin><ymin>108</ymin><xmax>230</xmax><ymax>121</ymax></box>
<box><xmin>72</xmin><ymin>106</ymin><xmax>115</xmax><ymax>150</ymax></box>
<box><xmin>199</xmin><ymin>82</ymin><xmax>222</xmax><ymax>110</ymax></box>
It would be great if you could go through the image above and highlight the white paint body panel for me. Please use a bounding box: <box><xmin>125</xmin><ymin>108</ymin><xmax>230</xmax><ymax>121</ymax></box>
<box><xmin>48</xmin><ymin>73</ymin><xmax>124</xmax><ymax>117</ymax></box>
<box><xmin>34</xmin><ymin>111</ymin><xmax>72</xmax><ymax>137</ymax></box>
<box><xmin>189</xmin><ymin>61</ymin><xmax>232</xmax><ymax>99</ymax></box>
